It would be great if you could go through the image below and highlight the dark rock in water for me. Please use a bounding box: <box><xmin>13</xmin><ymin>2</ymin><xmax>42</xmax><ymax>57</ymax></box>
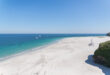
<box><xmin>107</xmin><ymin>32</ymin><xmax>110</xmax><ymax>36</ymax></box>
<box><xmin>93</xmin><ymin>55</ymin><xmax>106</xmax><ymax>65</ymax></box>
<box><xmin>93</xmin><ymin>41</ymin><xmax>110</xmax><ymax>67</ymax></box>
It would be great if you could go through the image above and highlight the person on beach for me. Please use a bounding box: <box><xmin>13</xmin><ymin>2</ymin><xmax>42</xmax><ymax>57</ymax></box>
<box><xmin>89</xmin><ymin>39</ymin><xmax>94</xmax><ymax>46</ymax></box>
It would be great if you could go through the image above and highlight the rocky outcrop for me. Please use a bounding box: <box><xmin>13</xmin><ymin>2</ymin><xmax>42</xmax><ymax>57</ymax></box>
<box><xmin>107</xmin><ymin>32</ymin><xmax>110</xmax><ymax>36</ymax></box>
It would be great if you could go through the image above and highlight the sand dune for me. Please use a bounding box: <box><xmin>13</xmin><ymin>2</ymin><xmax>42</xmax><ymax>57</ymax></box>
<box><xmin>0</xmin><ymin>37</ymin><xmax>110</xmax><ymax>75</ymax></box>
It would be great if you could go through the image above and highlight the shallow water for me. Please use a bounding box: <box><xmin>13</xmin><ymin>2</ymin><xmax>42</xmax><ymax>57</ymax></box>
<box><xmin>0</xmin><ymin>34</ymin><xmax>105</xmax><ymax>58</ymax></box>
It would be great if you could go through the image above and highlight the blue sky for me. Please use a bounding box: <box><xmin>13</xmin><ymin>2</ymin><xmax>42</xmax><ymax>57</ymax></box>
<box><xmin>0</xmin><ymin>0</ymin><xmax>110</xmax><ymax>33</ymax></box>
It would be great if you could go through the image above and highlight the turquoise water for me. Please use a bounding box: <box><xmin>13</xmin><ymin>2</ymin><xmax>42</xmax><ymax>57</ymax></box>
<box><xmin>0</xmin><ymin>37</ymin><xmax>62</xmax><ymax>58</ymax></box>
<box><xmin>0</xmin><ymin>34</ymin><xmax>106</xmax><ymax>58</ymax></box>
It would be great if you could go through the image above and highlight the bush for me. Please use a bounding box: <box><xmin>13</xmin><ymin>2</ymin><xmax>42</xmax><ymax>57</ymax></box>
<box><xmin>107</xmin><ymin>32</ymin><xmax>110</xmax><ymax>36</ymax></box>
<box><xmin>93</xmin><ymin>41</ymin><xmax>110</xmax><ymax>67</ymax></box>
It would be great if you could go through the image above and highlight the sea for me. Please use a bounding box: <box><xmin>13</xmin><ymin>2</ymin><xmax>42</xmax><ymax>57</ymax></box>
<box><xmin>0</xmin><ymin>34</ymin><xmax>106</xmax><ymax>58</ymax></box>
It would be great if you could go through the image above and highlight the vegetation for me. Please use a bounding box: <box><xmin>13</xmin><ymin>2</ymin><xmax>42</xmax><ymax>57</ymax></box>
<box><xmin>93</xmin><ymin>41</ymin><xmax>110</xmax><ymax>67</ymax></box>
<box><xmin>107</xmin><ymin>32</ymin><xmax>110</xmax><ymax>36</ymax></box>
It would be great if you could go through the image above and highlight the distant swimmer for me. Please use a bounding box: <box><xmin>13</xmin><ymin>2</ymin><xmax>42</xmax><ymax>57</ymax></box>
<box><xmin>35</xmin><ymin>37</ymin><xmax>39</xmax><ymax>39</ymax></box>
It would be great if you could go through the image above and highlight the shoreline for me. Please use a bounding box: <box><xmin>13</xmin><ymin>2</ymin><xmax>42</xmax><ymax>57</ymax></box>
<box><xmin>0</xmin><ymin>37</ymin><xmax>63</xmax><ymax>62</ymax></box>
<box><xmin>0</xmin><ymin>36</ymin><xmax>104</xmax><ymax>61</ymax></box>
<box><xmin>0</xmin><ymin>36</ymin><xmax>100</xmax><ymax>61</ymax></box>
<box><xmin>0</xmin><ymin>36</ymin><xmax>110</xmax><ymax>75</ymax></box>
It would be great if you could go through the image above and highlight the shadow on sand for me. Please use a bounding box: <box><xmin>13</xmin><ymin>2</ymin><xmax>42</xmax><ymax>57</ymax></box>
<box><xmin>85</xmin><ymin>55</ymin><xmax>110</xmax><ymax>75</ymax></box>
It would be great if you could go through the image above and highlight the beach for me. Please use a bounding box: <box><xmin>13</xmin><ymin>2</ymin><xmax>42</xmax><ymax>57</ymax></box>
<box><xmin>0</xmin><ymin>36</ymin><xmax>110</xmax><ymax>75</ymax></box>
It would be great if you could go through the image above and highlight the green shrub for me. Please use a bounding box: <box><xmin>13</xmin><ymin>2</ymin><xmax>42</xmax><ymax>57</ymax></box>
<box><xmin>93</xmin><ymin>41</ymin><xmax>110</xmax><ymax>67</ymax></box>
<box><xmin>107</xmin><ymin>32</ymin><xmax>110</xmax><ymax>36</ymax></box>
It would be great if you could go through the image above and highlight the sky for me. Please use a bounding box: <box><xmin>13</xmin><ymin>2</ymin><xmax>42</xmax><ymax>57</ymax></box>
<box><xmin>0</xmin><ymin>0</ymin><xmax>110</xmax><ymax>33</ymax></box>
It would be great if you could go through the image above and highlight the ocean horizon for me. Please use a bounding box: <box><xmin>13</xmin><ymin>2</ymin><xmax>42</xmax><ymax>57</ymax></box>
<box><xmin>0</xmin><ymin>34</ymin><xmax>106</xmax><ymax>58</ymax></box>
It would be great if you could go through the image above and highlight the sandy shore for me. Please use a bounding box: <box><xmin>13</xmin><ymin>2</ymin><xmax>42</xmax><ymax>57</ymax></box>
<box><xmin>0</xmin><ymin>37</ymin><xmax>110</xmax><ymax>75</ymax></box>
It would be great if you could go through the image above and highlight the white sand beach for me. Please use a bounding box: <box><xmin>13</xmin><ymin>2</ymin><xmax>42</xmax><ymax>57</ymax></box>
<box><xmin>0</xmin><ymin>37</ymin><xmax>110</xmax><ymax>75</ymax></box>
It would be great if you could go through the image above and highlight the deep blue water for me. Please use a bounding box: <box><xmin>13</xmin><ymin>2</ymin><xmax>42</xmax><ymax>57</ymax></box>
<box><xmin>0</xmin><ymin>34</ymin><xmax>106</xmax><ymax>58</ymax></box>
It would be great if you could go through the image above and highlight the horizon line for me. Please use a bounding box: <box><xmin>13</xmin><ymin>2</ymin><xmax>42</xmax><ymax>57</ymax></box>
<box><xmin>0</xmin><ymin>33</ymin><xmax>107</xmax><ymax>34</ymax></box>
